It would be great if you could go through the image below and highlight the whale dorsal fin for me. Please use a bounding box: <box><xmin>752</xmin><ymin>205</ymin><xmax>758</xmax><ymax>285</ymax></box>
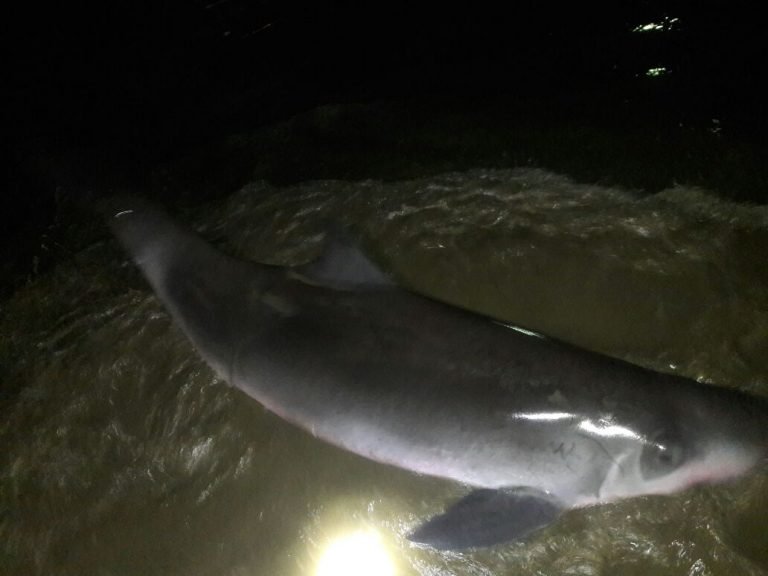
<box><xmin>294</xmin><ymin>229</ymin><xmax>394</xmax><ymax>290</ymax></box>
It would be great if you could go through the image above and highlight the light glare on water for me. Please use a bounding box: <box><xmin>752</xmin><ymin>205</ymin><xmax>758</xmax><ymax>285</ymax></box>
<box><xmin>315</xmin><ymin>531</ymin><xmax>395</xmax><ymax>576</ymax></box>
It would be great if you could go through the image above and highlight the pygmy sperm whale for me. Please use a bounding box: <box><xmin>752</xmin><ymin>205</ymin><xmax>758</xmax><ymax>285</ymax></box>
<box><xmin>105</xmin><ymin>195</ymin><xmax>768</xmax><ymax>550</ymax></box>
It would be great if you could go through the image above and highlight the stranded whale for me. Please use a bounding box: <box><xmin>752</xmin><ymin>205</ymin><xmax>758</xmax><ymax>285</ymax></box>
<box><xmin>105</xmin><ymin>195</ymin><xmax>768</xmax><ymax>550</ymax></box>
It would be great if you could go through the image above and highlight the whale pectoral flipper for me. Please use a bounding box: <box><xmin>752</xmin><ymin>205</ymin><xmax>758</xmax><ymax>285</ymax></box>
<box><xmin>408</xmin><ymin>488</ymin><xmax>563</xmax><ymax>550</ymax></box>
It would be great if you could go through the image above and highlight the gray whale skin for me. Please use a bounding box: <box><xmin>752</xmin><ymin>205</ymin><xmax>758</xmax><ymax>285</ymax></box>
<box><xmin>106</xmin><ymin>196</ymin><xmax>768</xmax><ymax>550</ymax></box>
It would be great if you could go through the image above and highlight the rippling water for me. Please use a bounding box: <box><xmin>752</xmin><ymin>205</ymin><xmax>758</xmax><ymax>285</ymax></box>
<box><xmin>3</xmin><ymin>168</ymin><xmax>768</xmax><ymax>575</ymax></box>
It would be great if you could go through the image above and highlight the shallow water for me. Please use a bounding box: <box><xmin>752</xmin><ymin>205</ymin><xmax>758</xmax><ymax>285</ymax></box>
<box><xmin>2</xmin><ymin>167</ymin><xmax>768</xmax><ymax>575</ymax></box>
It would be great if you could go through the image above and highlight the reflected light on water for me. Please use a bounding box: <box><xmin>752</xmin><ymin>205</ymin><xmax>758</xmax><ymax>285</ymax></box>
<box><xmin>315</xmin><ymin>530</ymin><xmax>395</xmax><ymax>576</ymax></box>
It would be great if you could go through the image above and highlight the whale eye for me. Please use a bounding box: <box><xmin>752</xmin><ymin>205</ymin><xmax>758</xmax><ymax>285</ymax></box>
<box><xmin>640</xmin><ymin>431</ymin><xmax>687</xmax><ymax>479</ymax></box>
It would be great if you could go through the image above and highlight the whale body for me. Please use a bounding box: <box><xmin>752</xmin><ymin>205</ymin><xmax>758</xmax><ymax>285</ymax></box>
<box><xmin>106</xmin><ymin>195</ymin><xmax>768</xmax><ymax>550</ymax></box>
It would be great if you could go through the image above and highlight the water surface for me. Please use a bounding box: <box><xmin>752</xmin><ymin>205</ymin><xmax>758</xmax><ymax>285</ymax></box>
<box><xmin>3</xmin><ymin>168</ymin><xmax>768</xmax><ymax>575</ymax></box>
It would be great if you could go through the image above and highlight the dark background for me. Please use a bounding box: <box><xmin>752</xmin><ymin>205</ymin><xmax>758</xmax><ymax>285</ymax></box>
<box><xmin>4</xmin><ymin>1</ymin><xmax>767</xmax><ymax>297</ymax></box>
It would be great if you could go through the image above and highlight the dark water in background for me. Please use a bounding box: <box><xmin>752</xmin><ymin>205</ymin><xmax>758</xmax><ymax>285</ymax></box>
<box><xmin>2</xmin><ymin>161</ymin><xmax>768</xmax><ymax>575</ymax></box>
